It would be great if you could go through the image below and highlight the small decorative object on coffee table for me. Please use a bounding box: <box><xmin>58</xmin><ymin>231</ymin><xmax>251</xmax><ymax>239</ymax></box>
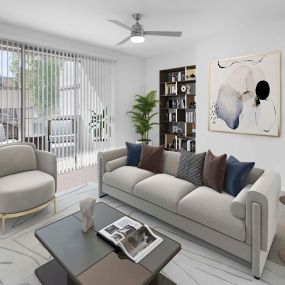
<box><xmin>80</xmin><ymin>197</ymin><xmax>96</xmax><ymax>233</ymax></box>
<box><xmin>279</xmin><ymin>196</ymin><xmax>285</xmax><ymax>262</ymax></box>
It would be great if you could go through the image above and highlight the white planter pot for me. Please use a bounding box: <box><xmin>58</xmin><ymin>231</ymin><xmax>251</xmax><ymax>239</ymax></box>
<box><xmin>136</xmin><ymin>139</ymin><xmax>152</xmax><ymax>146</ymax></box>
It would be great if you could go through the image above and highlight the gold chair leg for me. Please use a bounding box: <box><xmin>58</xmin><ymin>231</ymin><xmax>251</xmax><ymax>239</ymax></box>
<box><xmin>2</xmin><ymin>215</ymin><xmax>5</xmax><ymax>235</ymax></box>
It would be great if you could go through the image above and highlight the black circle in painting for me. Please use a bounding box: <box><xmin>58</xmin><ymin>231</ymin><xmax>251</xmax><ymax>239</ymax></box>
<box><xmin>256</xmin><ymin>80</ymin><xmax>270</xmax><ymax>100</ymax></box>
<box><xmin>255</xmin><ymin>97</ymin><xmax>260</xmax><ymax>106</ymax></box>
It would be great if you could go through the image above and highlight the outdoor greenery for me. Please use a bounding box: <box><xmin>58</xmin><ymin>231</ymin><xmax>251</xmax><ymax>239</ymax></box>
<box><xmin>89</xmin><ymin>108</ymin><xmax>108</xmax><ymax>141</ymax></box>
<box><xmin>127</xmin><ymin>90</ymin><xmax>158</xmax><ymax>142</ymax></box>
<box><xmin>10</xmin><ymin>53</ymin><xmax>61</xmax><ymax>116</ymax></box>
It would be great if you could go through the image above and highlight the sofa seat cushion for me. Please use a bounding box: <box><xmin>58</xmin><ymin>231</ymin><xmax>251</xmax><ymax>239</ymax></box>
<box><xmin>134</xmin><ymin>174</ymin><xmax>197</xmax><ymax>213</ymax></box>
<box><xmin>177</xmin><ymin>186</ymin><xmax>246</xmax><ymax>241</ymax></box>
<box><xmin>103</xmin><ymin>166</ymin><xmax>154</xmax><ymax>193</ymax></box>
<box><xmin>0</xmin><ymin>170</ymin><xmax>55</xmax><ymax>214</ymax></box>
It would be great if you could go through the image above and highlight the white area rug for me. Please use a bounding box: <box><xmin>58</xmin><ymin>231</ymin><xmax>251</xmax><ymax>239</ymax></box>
<box><xmin>0</xmin><ymin>183</ymin><xmax>284</xmax><ymax>285</ymax></box>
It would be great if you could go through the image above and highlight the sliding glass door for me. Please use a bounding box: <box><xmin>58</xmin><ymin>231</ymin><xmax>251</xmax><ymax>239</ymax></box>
<box><xmin>0</xmin><ymin>41</ymin><xmax>22</xmax><ymax>143</ymax></box>
<box><xmin>0</xmin><ymin>40</ymin><xmax>114</xmax><ymax>173</ymax></box>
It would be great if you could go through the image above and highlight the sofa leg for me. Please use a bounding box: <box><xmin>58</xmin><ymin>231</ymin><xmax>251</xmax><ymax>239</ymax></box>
<box><xmin>2</xmin><ymin>216</ymin><xmax>5</xmax><ymax>234</ymax></box>
<box><xmin>254</xmin><ymin>276</ymin><xmax>260</xmax><ymax>280</ymax></box>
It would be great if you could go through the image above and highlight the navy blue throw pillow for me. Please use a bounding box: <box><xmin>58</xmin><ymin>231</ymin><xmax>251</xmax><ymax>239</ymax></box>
<box><xmin>224</xmin><ymin>156</ymin><xmax>255</xmax><ymax>197</ymax></box>
<box><xmin>126</xmin><ymin>142</ymin><xmax>142</xmax><ymax>167</ymax></box>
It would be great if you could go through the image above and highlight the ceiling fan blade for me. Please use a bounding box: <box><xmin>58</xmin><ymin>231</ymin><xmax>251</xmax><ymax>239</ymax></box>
<box><xmin>116</xmin><ymin>36</ymin><xmax>132</xmax><ymax>46</ymax></box>
<box><xmin>144</xmin><ymin>31</ymin><xmax>182</xmax><ymax>37</ymax></box>
<box><xmin>108</xmin><ymin>20</ymin><xmax>132</xmax><ymax>31</ymax></box>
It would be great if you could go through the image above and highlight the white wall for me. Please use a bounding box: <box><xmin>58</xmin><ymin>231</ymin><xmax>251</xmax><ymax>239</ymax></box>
<box><xmin>144</xmin><ymin>20</ymin><xmax>285</xmax><ymax>183</ymax></box>
<box><xmin>144</xmin><ymin>45</ymin><xmax>196</xmax><ymax>145</ymax></box>
<box><xmin>196</xmin><ymin>20</ymin><xmax>285</xmax><ymax>180</ymax></box>
<box><xmin>0</xmin><ymin>22</ymin><xmax>145</xmax><ymax>147</ymax></box>
<box><xmin>2</xmin><ymin>20</ymin><xmax>285</xmax><ymax>182</ymax></box>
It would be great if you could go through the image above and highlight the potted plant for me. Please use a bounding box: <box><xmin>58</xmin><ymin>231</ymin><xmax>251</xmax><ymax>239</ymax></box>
<box><xmin>127</xmin><ymin>90</ymin><xmax>158</xmax><ymax>144</ymax></box>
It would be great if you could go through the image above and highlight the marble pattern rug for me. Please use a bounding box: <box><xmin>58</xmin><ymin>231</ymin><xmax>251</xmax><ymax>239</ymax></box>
<box><xmin>0</xmin><ymin>182</ymin><xmax>284</xmax><ymax>285</ymax></box>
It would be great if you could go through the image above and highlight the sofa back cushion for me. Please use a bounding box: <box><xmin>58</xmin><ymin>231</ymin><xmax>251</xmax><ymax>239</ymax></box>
<box><xmin>224</xmin><ymin>156</ymin><xmax>255</xmax><ymax>197</ymax></box>
<box><xmin>125</xmin><ymin>142</ymin><xmax>142</xmax><ymax>167</ymax></box>
<box><xmin>203</xmin><ymin>149</ymin><xmax>227</xmax><ymax>192</ymax></box>
<box><xmin>0</xmin><ymin>144</ymin><xmax>37</xmax><ymax>178</ymax></box>
<box><xmin>138</xmin><ymin>144</ymin><xmax>164</xmax><ymax>173</ymax></box>
<box><xmin>177</xmin><ymin>150</ymin><xmax>206</xmax><ymax>186</ymax></box>
<box><xmin>246</xmin><ymin>167</ymin><xmax>264</xmax><ymax>185</ymax></box>
<box><xmin>163</xmin><ymin>151</ymin><xmax>180</xmax><ymax>176</ymax></box>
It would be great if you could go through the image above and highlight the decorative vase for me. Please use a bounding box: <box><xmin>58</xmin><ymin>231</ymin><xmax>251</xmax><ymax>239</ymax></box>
<box><xmin>80</xmin><ymin>197</ymin><xmax>96</xmax><ymax>233</ymax></box>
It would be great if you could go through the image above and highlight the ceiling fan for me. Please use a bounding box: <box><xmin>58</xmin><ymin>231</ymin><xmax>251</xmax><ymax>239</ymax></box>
<box><xmin>108</xmin><ymin>13</ymin><xmax>182</xmax><ymax>45</ymax></box>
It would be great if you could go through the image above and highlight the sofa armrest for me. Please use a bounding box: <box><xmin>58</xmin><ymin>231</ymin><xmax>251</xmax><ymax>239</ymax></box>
<box><xmin>231</xmin><ymin>184</ymin><xmax>252</xmax><ymax>219</ymax></box>
<box><xmin>246</xmin><ymin>170</ymin><xmax>281</xmax><ymax>251</ymax></box>
<box><xmin>105</xmin><ymin>156</ymin><xmax>127</xmax><ymax>172</ymax></box>
<box><xmin>36</xmin><ymin>150</ymin><xmax>57</xmax><ymax>192</ymax></box>
<box><xmin>97</xmin><ymin>147</ymin><xmax>126</xmax><ymax>197</ymax></box>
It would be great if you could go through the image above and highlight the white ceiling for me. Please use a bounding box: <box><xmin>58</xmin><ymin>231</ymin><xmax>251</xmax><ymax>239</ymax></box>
<box><xmin>0</xmin><ymin>0</ymin><xmax>284</xmax><ymax>58</ymax></box>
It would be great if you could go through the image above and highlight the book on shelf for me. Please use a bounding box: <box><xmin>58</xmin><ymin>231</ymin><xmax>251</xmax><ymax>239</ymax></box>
<box><xmin>174</xmin><ymin>138</ymin><xmax>196</xmax><ymax>152</ymax></box>
<box><xmin>165</xmin><ymin>84</ymin><xmax>177</xmax><ymax>95</ymax></box>
<box><xmin>98</xmin><ymin>216</ymin><xmax>163</xmax><ymax>263</ymax></box>
<box><xmin>186</xmin><ymin>111</ymin><xmax>196</xmax><ymax>123</ymax></box>
<box><xmin>168</xmin><ymin>112</ymin><xmax>176</xmax><ymax>122</ymax></box>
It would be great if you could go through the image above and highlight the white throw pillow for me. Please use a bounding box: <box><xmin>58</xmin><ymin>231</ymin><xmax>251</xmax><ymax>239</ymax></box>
<box><xmin>231</xmin><ymin>184</ymin><xmax>252</xmax><ymax>219</ymax></box>
<box><xmin>0</xmin><ymin>124</ymin><xmax>6</xmax><ymax>142</ymax></box>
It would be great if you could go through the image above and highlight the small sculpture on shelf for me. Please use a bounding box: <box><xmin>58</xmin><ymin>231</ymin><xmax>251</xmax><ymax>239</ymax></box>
<box><xmin>189</xmin><ymin>101</ymin><xmax>196</xmax><ymax>109</ymax></box>
<box><xmin>80</xmin><ymin>197</ymin><xmax>96</xmax><ymax>233</ymax></box>
<box><xmin>186</xmin><ymin>84</ymin><xmax>191</xmax><ymax>95</ymax></box>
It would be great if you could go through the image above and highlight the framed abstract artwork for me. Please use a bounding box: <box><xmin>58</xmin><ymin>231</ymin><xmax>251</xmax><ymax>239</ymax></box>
<box><xmin>208</xmin><ymin>51</ymin><xmax>280</xmax><ymax>136</ymax></box>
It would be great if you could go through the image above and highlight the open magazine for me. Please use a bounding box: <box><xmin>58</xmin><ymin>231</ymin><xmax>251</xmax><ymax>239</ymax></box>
<box><xmin>98</xmin><ymin>216</ymin><xmax>163</xmax><ymax>263</ymax></box>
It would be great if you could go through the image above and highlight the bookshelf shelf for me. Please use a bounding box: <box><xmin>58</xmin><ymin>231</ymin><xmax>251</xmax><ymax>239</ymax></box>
<box><xmin>159</xmin><ymin>65</ymin><xmax>196</xmax><ymax>153</ymax></box>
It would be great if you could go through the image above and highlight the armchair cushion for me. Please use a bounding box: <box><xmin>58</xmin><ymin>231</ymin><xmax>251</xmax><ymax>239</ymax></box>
<box><xmin>0</xmin><ymin>170</ymin><xmax>55</xmax><ymax>214</ymax></box>
<box><xmin>36</xmin><ymin>150</ymin><xmax>57</xmax><ymax>192</ymax></box>
<box><xmin>0</xmin><ymin>144</ymin><xmax>37</xmax><ymax>178</ymax></box>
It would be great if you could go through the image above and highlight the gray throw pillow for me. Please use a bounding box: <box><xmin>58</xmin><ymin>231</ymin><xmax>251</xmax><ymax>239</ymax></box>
<box><xmin>177</xmin><ymin>149</ymin><xmax>206</xmax><ymax>185</ymax></box>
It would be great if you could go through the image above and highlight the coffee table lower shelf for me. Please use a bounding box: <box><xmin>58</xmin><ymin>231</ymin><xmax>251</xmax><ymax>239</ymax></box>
<box><xmin>35</xmin><ymin>259</ymin><xmax>176</xmax><ymax>285</ymax></box>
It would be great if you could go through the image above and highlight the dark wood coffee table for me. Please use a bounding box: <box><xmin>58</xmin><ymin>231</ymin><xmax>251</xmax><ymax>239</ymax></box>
<box><xmin>35</xmin><ymin>202</ymin><xmax>181</xmax><ymax>285</ymax></box>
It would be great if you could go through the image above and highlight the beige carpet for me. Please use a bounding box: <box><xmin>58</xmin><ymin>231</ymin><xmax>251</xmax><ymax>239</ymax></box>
<box><xmin>57</xmin><ymin>165</ymin><xmax>97</xmax><ymax>192</ymax></box>
<box><xmin>57</xmin><ymin>166</ymin><xmax>285</xmax><ymax>267</ymax></box>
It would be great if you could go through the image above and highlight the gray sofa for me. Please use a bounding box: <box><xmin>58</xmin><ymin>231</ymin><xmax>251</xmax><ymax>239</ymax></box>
<box><xmin>0</xmin><ymin>143</ymin><xmax>57</xmax><ymax>233</ymax></box>
<box><xmin>98</xmin><ymin>147</ymin><xmax>281</xmax><ymax>278</ymax></box>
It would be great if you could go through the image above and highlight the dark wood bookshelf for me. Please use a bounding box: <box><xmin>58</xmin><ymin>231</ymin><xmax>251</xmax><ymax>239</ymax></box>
<box><xmin>160</xmin><ymin>79</ymin><xmax>196</xmax><ymax>85</ymax></box>
<box><xmin>159</xmin><ymin>65</ymin><xmax>196</xmax><ymax>153</ymax></box>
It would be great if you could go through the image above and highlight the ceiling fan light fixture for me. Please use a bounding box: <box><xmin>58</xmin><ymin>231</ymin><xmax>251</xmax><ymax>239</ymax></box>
<box><xmin>109</xmin><ymin>13</ymin><xmax>182</xmax><ymax>46</ymax></box>
<box><xmin>131</xmin><ymin>35</ymin><xmax>145</xmax><ymax>44</ymax></box>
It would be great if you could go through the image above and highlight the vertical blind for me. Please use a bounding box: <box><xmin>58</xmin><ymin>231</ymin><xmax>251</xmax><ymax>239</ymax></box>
<box><xmin>0</xmin><ymin>39</ymin><xmax>114</xmax><ymax>173</ymax></box>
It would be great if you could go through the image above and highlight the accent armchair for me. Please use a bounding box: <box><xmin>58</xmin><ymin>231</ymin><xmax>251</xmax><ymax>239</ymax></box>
<box><xmin>0</xmin><ymin>142</ymin><xmax>57</xmax><ymax>233</ymax></box>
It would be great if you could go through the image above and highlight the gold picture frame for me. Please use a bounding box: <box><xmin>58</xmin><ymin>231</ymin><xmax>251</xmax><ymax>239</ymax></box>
<box><xmin>208</xmin><ymin>50</ymin><xmax>280</xmax><ymax>137</ymax></box>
